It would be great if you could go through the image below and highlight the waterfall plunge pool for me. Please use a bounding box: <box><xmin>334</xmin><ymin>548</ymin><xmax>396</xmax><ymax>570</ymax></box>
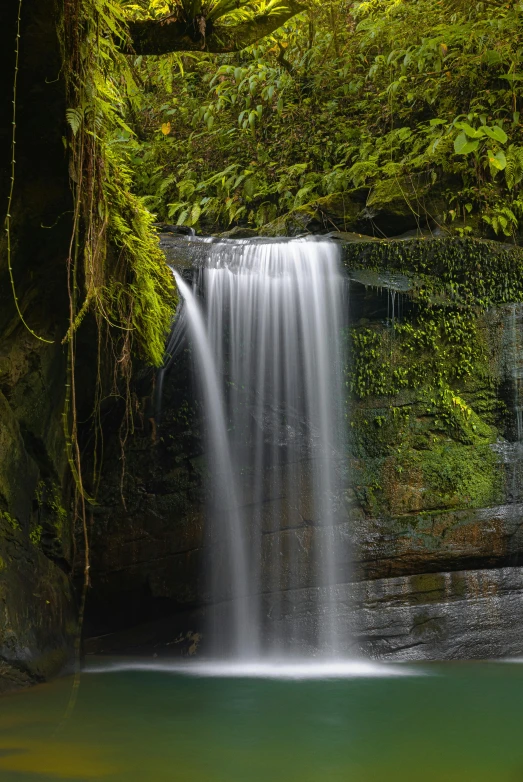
<box><xmin>2</xmin><ymin>660</ymin><xmax>523</xmax><ymax>781</ymax></box>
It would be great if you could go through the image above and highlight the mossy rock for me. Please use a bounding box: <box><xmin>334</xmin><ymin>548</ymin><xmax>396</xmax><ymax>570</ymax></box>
<box><xmin>345</xmin><ymin>237</ymin><xmax>522</xmax><ymax>520</ymax></box>
<box><xmin>261</xmin><ymin>191</ymin><xmax>364</xmax><ymax>236</ymax></box>
<box><xmin>219</xmin><ymin>226</ymin><xmax>260</xmax><ymax>239</ymax></box>
<box><xmin>260</xmin><ymin>180</ymin><xmax>451</xmax><ymax>237</ymax></box>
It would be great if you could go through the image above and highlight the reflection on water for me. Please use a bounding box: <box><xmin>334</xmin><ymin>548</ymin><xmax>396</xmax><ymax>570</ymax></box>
<box><xmin>1</xmin><ymin>660</ymin><xmax>523</xmax><ymax>781</ymax></box>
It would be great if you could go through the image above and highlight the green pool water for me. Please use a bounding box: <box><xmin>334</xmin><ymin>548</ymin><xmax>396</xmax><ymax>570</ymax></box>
<box><xmin>1</xmin><ymin>658</ymin><xmax>523</xmax><ymax>781</ymax></box>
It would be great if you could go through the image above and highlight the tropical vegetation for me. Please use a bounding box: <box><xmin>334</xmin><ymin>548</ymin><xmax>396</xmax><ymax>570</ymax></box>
<box><xmin>113</xmin><ymin>0</ymin><xmax>523</xmax><ymax>238</ymax></box>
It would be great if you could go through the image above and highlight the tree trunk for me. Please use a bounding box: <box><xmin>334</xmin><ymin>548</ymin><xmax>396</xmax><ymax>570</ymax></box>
<box><xmin>127</xmin><ymin>1</ymin><xmax>304</xmax><ymax>56</ymax></box>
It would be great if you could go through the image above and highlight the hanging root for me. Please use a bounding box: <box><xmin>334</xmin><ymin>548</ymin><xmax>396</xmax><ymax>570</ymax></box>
<box><xmin>54</xmin><ymin>0</ymin><xmax>176</xmax><ymax>723</ymax></box>
<box><xmin>5</xmin><ymin>0</ymin><xmax>53</xmax><ymax>345</ymax></box>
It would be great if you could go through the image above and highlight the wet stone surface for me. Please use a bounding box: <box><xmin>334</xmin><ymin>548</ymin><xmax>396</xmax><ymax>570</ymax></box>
<box><xmin>85</xmin><ymin>237</ymin><xmax>523</xmax><ymax>660</ymax></box>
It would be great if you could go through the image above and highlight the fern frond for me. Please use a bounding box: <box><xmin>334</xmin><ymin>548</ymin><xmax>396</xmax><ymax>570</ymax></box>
<box><xmin>207</xmin><ymin>0</ymin><xmax>251</xmax><ymax>23</ymax></box>
<box><xmin>505</xmin><ymin>144</ymin><xmax>523</xmax><ymax>190</ymax></box>
<box><xmin>348</xmin><ymin>159</ymin><xmax>379</xmax><ymax>187</ymax></box>
<box><xmin>66</xmin><ymin>107</ymin><xmax>84</xmax><ymax>136</ymax></box>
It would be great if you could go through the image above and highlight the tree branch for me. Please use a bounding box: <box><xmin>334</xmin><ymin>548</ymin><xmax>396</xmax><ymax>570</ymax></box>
<box><xmin>277</xmin><ymin>41</ymin><xmax>295</xmax><ymax>76</ymax></box>
<box><xmin>126</xmin><ymin>2</ymin><xmax>305</xmax><ymax>56</ymax></box>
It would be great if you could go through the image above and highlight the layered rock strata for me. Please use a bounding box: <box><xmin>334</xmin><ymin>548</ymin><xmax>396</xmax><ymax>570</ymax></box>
<box><xmin>85</xmin><ymin>235</ymin><xmax>523</xmax><ymax>660</ymax></box>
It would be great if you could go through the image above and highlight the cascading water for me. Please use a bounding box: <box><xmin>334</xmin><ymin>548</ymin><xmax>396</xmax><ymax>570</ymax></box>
<box><xmin>512</xmin><ymin>304</ymin><xmax>523</xmax><ymax>444</ymax></box>
<box><xmin>173</xmin><ymin>238</ymin><xmax>349</xmax><ymax>659</ymax></box>
<box><xmin>508</xmin><ymin>303</ymin><xmax>523</xmax><ymax>503</ymax></box>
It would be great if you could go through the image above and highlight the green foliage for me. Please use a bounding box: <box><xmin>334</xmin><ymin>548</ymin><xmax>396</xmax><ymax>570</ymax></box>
<box><xmin>124</xmin><ymin>0</ymin><xmax>288</xmax><ymax>25</ymax></box>
<box><xmin>35</xmin><ymin>481</ymin><xmax>68</xmax><ymax>534</ymax></box>
<box><xmin>344</xmin><ymin>237</ymin><xmax>523</xmax><ymax>308</ymax></box>
<box><xmin>348</xmin><ymin>235</ymin><xmax>523</xmax><ymax>458</ymax></box>
<box><xmin>29</xmin><ymin>525</ymin><xmax>43</xmax><ymax>546</ymax></box>
<box><xmin>59</xmin><ymin>0</ymin><xmax>176</xmax><ymax>512</ymax></box>
<box><xmin>0</xmin><ymin>511</ymin><xmax>20</xmax><ymax>532</ymax></box>
<box><xmin>63</xmin><ymin>0</ymin><xmax>176</xmax><ymax>367</ymax></box>
<box><xmin>119</xmin><ymin>0</ymin><xmax>523</xmax><ymax>237</ymax></box>
<box><xmin>346</xmin><ymin>234</ymin><xmax>516</xmax><ymax>515</ymax></box>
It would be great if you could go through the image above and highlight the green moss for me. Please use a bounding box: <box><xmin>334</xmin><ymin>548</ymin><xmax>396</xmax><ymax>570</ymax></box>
<box><xmin>352</xmin><ymin>456</ymin><xmax>386</xmax><ymax>517</ymax></box>
<box><xmin>103</xmin><ymin>159</ymin><xmax>176</xmax><ymax>367</ymax></box>
<box><xmin>34</xmin><ymin>481</ymin><xmax>68</xmax><ymax>537</ymax></box>
<box><xmin>29</xmin><ymin>525</ymin><xmax>43</xmax><ymax>546</ymax></box>
<box><xmin>351</xmin><ymin>395</ymin><xmax>502</xmax><ymax>515</ymax></box>
<box><xmin>410</xmin><ymin>573</ymin><xmax>446</xmax><ymax>599</ymax></box>
<box><xmin>420</xmin><ymin>441</ymin><xmax>502</xmax><ymax>509</ymax></box>
<box><xmin>344</xmin><ymin>237</ymin><xmax>523</xmax><ymax>309</ymax></box>
<box><xmin>0</xmin><ymin>510</ymin><xmax>20</xmax><ymax>532</ymax></box>
<box><xmin>347</xmin><ymin>237</ymin><xmax>513</xmax><ymax>517</ymax></box>
<box><xmin>351</xmin><ymin>306</ymin><xmax>492</xmax><ymax>405</ymax></box>
<box><xmin>60</xmin><ymin>0</ymin><xmax>176</xmax><ymax>369</ymax></box>
<box><xmin>351</xmin><ymin>407</ymin><xmax>412</xmax><ymax>459</ymax></box>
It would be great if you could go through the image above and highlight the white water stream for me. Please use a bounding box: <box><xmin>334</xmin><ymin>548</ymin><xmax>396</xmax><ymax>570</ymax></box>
<box><xmin>173</xmin><ymin>239</ymin><xmax>349</xmax><ymax>658</ymax></box>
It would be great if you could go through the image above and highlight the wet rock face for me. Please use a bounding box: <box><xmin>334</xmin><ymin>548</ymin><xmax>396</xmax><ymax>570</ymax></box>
<box><xmin>0</xmin><ymin>332</ymin><xmax>77</xmax><ymax>692</ymax></box>
<box><xmin>0</xmin><ymin>0</ymin><xmax>77</xmax><ymax>692</ymax></box>
<box><xmin>355</xmin><ymin>566</ymin><xmax>523</xmax><ymax>660</ymax></box>
<box><xmin>85</xmin><ymin>354</ymin><xmax>204</xmax><ymax>638</ymax></box>
<box><xmin>86</xmin><ymin>238</ymin><xmax>523</xmax><ymax>660</ymax></box>
<box><xmin>254</xmin><ymin>566</ymin><xmax>523</xmax><ymax>660</ymax></box>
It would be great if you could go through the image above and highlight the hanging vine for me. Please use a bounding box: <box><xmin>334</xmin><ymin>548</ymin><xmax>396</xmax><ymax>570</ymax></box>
<box><xmin>55</xmin><ymin>0</ymin><xmax>176</xmax><ymax>694</ymax></box>
<box><xmin>60</xmin><ymin>1</ymin><xmax>175</xmax><ymax>493</ymax></box>
<box><xmin>5</xmin><ymin>0</ymin><xmax>54</xmax><ymax>344</ymax></box>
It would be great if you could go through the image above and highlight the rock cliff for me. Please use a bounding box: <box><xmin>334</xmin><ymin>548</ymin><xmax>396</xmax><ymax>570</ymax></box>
<box><xmin>84</xmin><ymin>234</ymin><xmax>523</xmax><ymax>660</ymax></box>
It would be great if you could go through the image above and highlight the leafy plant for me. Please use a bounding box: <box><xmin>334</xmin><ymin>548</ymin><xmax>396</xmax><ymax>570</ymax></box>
<box><xmin>120</xmin><ymin>0</ymin><xmax>523</xmax><ymax>239</ymax></box>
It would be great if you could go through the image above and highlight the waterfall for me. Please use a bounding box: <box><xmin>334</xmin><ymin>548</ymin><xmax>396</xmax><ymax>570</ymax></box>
<box><xmin>173</xmin><ymin>239</ymin><xmax>349</xmax><ymax>659</ymax></box>
<box><xmin>512</xmin><ymin>304</ymin><xmax>523</xmax><ymax>443</ymax></box>
<box><xmin>509</xmin><ymin>303</ymin><xmax>523</xmax><ymax>503</ymax></box>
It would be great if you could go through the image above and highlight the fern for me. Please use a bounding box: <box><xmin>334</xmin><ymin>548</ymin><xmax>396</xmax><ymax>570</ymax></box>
<box><xmin>348</xmin><ymin>160</ymin><xmax>379</xmax><ymax>188</ymax></box>
<box><xmin>124</xmin><ymin>0</ymin><xmax>523</xmax><ymax>236</ymax></box>
<box><xmin>207</xmin><ymin>0</ymin><xmax>252</xmax><ymax>23</ymax></box>
<box><xmin>66</xmin><ymin>107</ymin><xmax>84</xmax><ymax>136</ymax></box>
<box><xmin>505</xmin><ymin>145</ymin><xmax>523</xmax><ymax>190</ymax></box>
